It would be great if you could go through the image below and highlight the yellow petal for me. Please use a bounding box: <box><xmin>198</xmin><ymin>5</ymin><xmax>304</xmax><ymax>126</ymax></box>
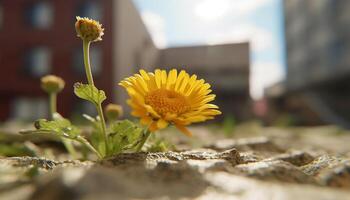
<box><xmin>161</xmin><ymin>70</ymin><xmax>167</xmax><ymax>86</ymax></box>
<box><xmin>184</xmin><ymin>75</ymin><xmax>198</xmax><ymax>96</ymax></box>
<box><xmin>175</xmin><ymin>124</ymin><xmax>192</xmax><ymax>137</ymax></box>
<box><xmin>182</xmin><ymin>116</ymin><xmax>206</xmax><ymax>123</ymax></box>
<box><xmin>140</xmin><ymin>116</ymin><xmax>153</xmax><ymax>126</ymax></box>
<box><xmin>174</xmin><ymin>70</ymin><xmax>187</xmax><ymax>91</ymax></box>
<box><xmin>165</xmin><ymin>113</ymin><xmax>177</xmax><ymax>121</ymax></box>
<box><xmin>149</xmin><ymin>122</ymin><xmax>159</xmax><ymax>132</ymax></box>
<box><xmin>139</xmin><ymin>69</ymin><xmax>150</xmax><ymax>80</ymax></box>
<box><xmin>145</xmin><ymin>105</ymin><xmax>161</xmax><ymax>118</ymax></box>
<box><xmin>156</xmin><ymin>119</ymin><xmax>169</xmax><ymax>129</ymax></box>
<box><xmin>178</xmin><ymin>73</ymin><xmax>190</xmax><ymax>93</ymax></box>
<box><xmin>166</xmin><ymin>69</ymin><xmax>177</xmax><ymax>89</ymax></box>
<box><xmin>135</xmin><ymin>74</ymin><xmax>149</xmax><ymax>92</ymax></box>
<box><xmin>200</xmin><ymin>94</ymin><xmax>216</xmax><ymax>104</ymax></box>
<box><xmin>155</xmin><ymin>69</ymin><xmax>162</xmax><ymax>88</ymax></box>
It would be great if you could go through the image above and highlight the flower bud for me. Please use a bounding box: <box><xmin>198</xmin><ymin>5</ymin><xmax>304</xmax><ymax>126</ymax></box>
<box><xmin>105</xmin><ymin>103</ymin><xmax>123</xmax><ymax>121</ymax></box>
<box><xmin>41</xmin><ymin>75</ymin><xmax>65</xmax><ymax>94</ymax></box>
<box><xmin>75</xmin><ymin>16</ymin><xmax>104</xmax><ymax>42</ymax></box>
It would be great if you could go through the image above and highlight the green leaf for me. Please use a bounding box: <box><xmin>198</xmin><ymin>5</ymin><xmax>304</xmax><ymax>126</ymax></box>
<box><xmin>20</xmin><ymin>113</ymin><xmax>102</xmax><ymax>159</ymax></box>
<box><xmin>74</xmin><ymin>83</ymin><xmax>106</xmax><ymax>105</ymax></box>
<box><xmin>108</xmin><ymin>120</ymin><xmax>143</xmax><ymax>154</ymax></box>
<box><xmin>33</xmin><ymin>113</ymin><xmax>81</xmax><ymax>139</ymax></box>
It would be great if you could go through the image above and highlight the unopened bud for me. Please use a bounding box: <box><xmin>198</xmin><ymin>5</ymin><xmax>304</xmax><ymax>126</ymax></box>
<box><xmin>105</xmin><ymin>104</ymin><xmax>123</xmax><ymax>121</ymax></box>
<box><xmin>41</xmin><ymin>75</ymin><xmax>65</xmax><ymax>94</ymax></box>
<box><xmin>75</xmin><ymin>16</ymin><xmax>104</xmax><ymax>42</ymax></box>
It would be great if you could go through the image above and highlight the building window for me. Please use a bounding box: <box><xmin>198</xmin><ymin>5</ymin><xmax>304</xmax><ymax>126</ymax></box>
<box><xmin>24</xmin><ymin>47</ymin><xmax>52</xmax><ymax>77</ymax></box>
<box><xmin>26</xmin><ymin>2</ymin><xmax>53</xmax><ymax>29</ymax></box>
<box><xmin>11</xmin><ymin>97</ymin><xmax>48</xmax><ymax>121</ymax></box>
<box><xmin>73</xmin><ymin>47</ymin><xmax>102</xmax><ymax>76</ymax></box>
<box><xmin>77</xmin><ymin>2</ymin><xmax>102</xmax><ymax>21</ymax></box>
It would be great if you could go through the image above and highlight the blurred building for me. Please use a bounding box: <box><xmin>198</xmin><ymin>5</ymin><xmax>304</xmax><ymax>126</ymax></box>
<box><xmin>265</xmin><ymin>0</ymin><xmax>350</xmax><ymax>126</ymax></box>
<box><xmin>0</xmin><ymin>0</ymin><xmax>250</xmax><ymax>121</ymax></box>
<box><xmin>285</xmin><ymin>0</ymin><xmax>350</xmax><ymax>89</ymax></box>
<box><xmin>159</xmin><ymin>43</ymin><xmax>251</xmax><ymax>120</ymax></box>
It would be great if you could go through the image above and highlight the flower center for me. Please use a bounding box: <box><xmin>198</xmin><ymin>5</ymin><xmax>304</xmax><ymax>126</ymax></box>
<box><xmin>145</xmin><ymin>89</ymin><xmax>190</xmax><ymax>116</ymax></box>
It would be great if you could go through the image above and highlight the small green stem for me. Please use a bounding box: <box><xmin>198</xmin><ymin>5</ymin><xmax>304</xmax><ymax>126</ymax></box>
<box><xmin>83</xmin><ymin>40</ymin><xmax>94</xmax><ymax>86</ymax></box>
<box><xmin>82</xmin><ymin>39</ymin><xmax>109</xmax><ymax>157</ymax></box>
<box><xmin>96</xmin><ymin>103</ymin><xmax>109</xmax><ymax>155</ymax></box>
<box><xmin>136</xmin><ymin>128</ymin><xmax>152</xmax><ymax>152</ymax></box>
<box><xmin>77</xmin><ymin>136</ymin><xmax>103</xmax><ymax>159</ymax></box>
<box><xmin>62</xmin><ymin>138</ymin><xmax>79</xmax><ymax>159</ymax></box>
<box><xmin>49</xmin><ymin>92</ymin><xmax>57</xmax><ymax>120</ymax></box>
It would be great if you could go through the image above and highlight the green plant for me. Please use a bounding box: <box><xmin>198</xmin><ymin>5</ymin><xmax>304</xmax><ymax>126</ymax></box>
<box><xmin>21</xmin><ymin>17</ymin><xmax>144</xmax><ymax>159</ymax></box>
<box><xmin>20</xmin><ymin>17</ymin><xmax>221</xmax><ymax>160</ymax></box>
<box><xmin>40</xmin><ymin>75</ymin><xmax>78</xmax><ymax>158</ymax></box>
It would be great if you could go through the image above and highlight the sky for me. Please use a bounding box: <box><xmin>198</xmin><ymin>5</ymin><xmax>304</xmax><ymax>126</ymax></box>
<box><xmin>133</xmin><ymin>0</ymin><xmax>285</xmax><ymax>99</ymax></box>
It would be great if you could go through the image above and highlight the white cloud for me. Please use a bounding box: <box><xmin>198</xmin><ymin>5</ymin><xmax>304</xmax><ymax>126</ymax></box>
<box><xmin>207</xmin><ymin>25</ymin><xmax>275</xmax><ymax>52</ymax></box>
<box><xmin>250</xmin><ymin>62</ymin><xmax>285</xmax><ymax>99</ymax></box>
<box><xmin>141</xmin><ymin>11</ymin><xmax>167</xmax><ymax>49</ymax></box>
<box><xmin>195</xmin><ymin>0</ymin><xmax>274</xmax><ymax>21</ymax></box>
<box><xmin>232</xmin><ymin>0</ymin><xmax>274</xmax><ymax>15</ymax></box>
<box><xmin>194</xmin><ymin>0</ymin><xmax>231</xmax><ymax>21</ymax></box>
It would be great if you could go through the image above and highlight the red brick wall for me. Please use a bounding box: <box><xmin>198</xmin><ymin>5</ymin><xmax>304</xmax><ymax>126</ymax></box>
<box><xmin>0</xmin><ymin>0</ymin><xmax>114</xmax><ymax>120</ymax></box>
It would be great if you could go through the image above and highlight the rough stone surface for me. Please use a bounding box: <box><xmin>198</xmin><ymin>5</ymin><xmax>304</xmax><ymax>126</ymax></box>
<box><xmin>101</xmin><ymin>148</ymin><xmax>242</xmax><ymax>167</ymax></box>
<box><xmin>264</xmin><ymin>150</ymin><xmax>315</xmax><ymax>166</ymax></box>
<box><xmin>234</xmin><ymin>160</ymin><xmax>316</xmax><ymax>184</ymax></box>
<box><xmin>1</xmin><ymin>125</ymin><xmax>350</xmax><ymax>199</ymax></box>
<box><xmin>301</xmin><ymin>155</ymin><xmax>346</xmax><ymax>176</ymax></box>
<box><xmin>207</xmin><ymin>137</ymin><xmax>285</xmax><ymax>153</ymax></box>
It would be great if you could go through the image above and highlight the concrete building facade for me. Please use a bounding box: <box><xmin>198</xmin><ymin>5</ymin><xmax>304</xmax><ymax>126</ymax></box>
<box><xmin>285</xmin><ymin>0</ymin><xmax>350</xmax><ymax>90</ymax></box>
<box><xmin>158</xmin><ymin>43</ymin><xmax>251</xmax><ymax>120</ymax></box>
<box><xmin>268</xmin><ymin>0</ymin><xmax>350</xmax><ymax>126</ymax></box>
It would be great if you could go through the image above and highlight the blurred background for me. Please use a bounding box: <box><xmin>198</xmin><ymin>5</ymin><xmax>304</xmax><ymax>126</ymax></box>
<box><xmin>0</xmin><ymin>0</ymin><xmax>349</xmax><ymax>128</ymax></box>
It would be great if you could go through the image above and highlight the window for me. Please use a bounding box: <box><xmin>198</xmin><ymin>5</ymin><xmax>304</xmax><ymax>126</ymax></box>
<box><xmin>11</xmin><ymin>98</ymin><xmax>48</xmax><ymax>121</ymax></box>
<box><xmin>73</xmin><ymin>47</ymin><xmax>102</xmax><ymax>76</ymax></box>
<box><xmin>24</xmin><ymin>47</ymin><xmax>52</xmax><ymax>77</ymax></box>
<box><xmin>26</xmin><ymin>2</ymin><xmax>53</xmax><ymax>29</ymax></box>
<box><xmin>77</xmin><ymin>2</ymin><xmax>102</xmax><ymax>21</ymax></box>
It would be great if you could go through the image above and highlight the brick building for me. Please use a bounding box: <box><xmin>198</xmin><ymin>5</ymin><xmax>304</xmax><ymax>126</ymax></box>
<box><xmin>0</xmin><ymin>0</ymin><xmax>116</xmax><ymax>120</ymax></box>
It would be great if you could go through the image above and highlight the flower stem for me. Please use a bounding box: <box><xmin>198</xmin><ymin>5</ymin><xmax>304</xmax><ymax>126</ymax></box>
<box><xmin>62</xmin><ymin>138</ymin><xmax>79</xmax><ymax>159</ymax></box>
<box><xmin>82</xmin><ymin>39</ymin><xmax>109</xmax><ymax>156</ymax></box>
<box><xmin>77</xmin><ymin>136</ymin><xmax>103</xmax><ymax>159</ymax></box>
<box><xmin>136</xmin><ymin>128</ymin><xmax>152</xmax><ymax>152</ymax></box>
<box><xmin>83</xmin><ymin>40</ymin><xmax>94</xmax><ymax>86</ymax></box>
<box><xmin>97</xmin><ymin>103</ymin><xmax>109</xmax><ymax>155</ymax></box>
<box><xmin>49</xmin><ymin>92</ymin><xmax>57</xmax><ymax>120</ymax></box>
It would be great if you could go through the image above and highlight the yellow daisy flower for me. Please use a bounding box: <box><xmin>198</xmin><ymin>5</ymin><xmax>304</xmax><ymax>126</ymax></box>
<box><xmin>119</xmin><ymin>69</ymin><xmax>221</xmax><ymax>136</ymax></box>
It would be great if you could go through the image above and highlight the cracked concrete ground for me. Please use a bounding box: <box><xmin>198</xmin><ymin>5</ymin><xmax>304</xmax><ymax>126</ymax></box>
<box><xmin>0</xmin><ymin>125</ymin><xmax>350</xmax><ymax>200</ymax></box>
